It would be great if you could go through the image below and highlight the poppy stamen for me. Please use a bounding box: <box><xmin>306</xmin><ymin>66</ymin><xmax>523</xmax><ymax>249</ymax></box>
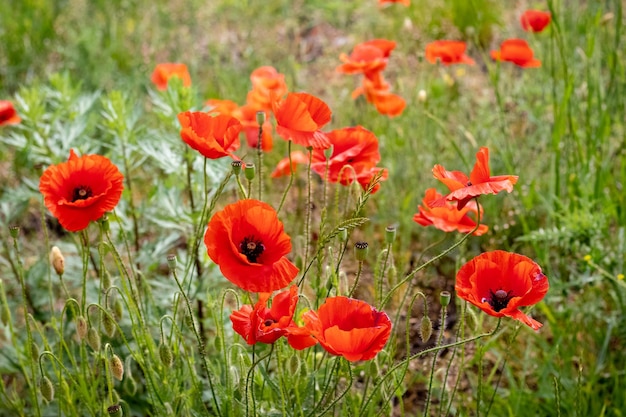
<box><xmin>72</xmin><ymin>186</ymin><xmax>93</xmax><ymax>202</ymax></box>
<box><xmin>240</xmin><ymin>236</ymin><xmax>265</xmax><ymax>263</ymax></box>
<box><xmin>487</xmin><ymin>289</ymin><xmax>513</xmax><ymax>312</ymax></box>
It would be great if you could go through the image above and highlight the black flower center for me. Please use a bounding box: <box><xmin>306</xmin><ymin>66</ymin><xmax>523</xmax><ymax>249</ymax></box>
<box><xmin>263</xmin><ymin>319</ymin><xmax>275</xmax><ymax>327</ymax></box>
<box><xmin>239</xmin><ymin>236</ymin><xmax>265</xmax><ymax>263</ymax></box>
<box><xmin>72</xmin><ymin>186</ymin><xmax>93</xmax><ymax>202</ymax></box>
<box><xmin>488</xmin><ymin>289</ymin><xmax>513</xmax><ymax>312</ymax></box>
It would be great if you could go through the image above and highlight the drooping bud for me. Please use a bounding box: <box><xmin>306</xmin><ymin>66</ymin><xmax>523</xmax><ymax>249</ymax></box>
<box><xmin>102</xmin><ymin>270</ymin><xmax>112</xmax><ymax>291</ymax></box>
<box><xmin>102</xmin><ymin>313</ymin><xmax>117</xmax><ymax>338</ymax></box>
<box><xmin>419</xmin><ymin>315</ymin><xmax>433</xmax><ymax>343</ymax></box>
<box><xmin>244</xmin><ymin>162</ymin><xmax>255</xmax><ymax>181</ymax></box>
<box><xmin>159</xmin><ymin>341</ymin><xmax>174</xmax><ymax>368</ymax></box>
<box><xmin>354</xmin><ymin>241</ymin><xmax>369</xmax><ymax>262</ymax></box>
<box><xmin>113</xmin><ymin>299</ymin><xmax>124</xmax><ymax>321</ymax></box>
<box><xmin>87</xmin><ymin>327</ymin><xmax>101</xmax><ymax>352</ymax></box>
<box><xmin>39</xmin><ymin>375</ymin><xmax>55</xmax><ymax>402</ymax></box>
<box><xmin>30</xmin><ymin>341</ymin><xmax>40</xmax><ymax>362</ymax></box>
<box><xmin>110</xmin><ymin>354</ymin><xmax>124</xmax><ymax>381</ymax></box>
<box><xmin>440</xmin><ymin>291</ymin><xmax>451</xmax><ymax>307</ymax></box>
<box><xmin>76</xmin><ymin>316</ymin><xmax>88</xmax><ymax>340</ymax></box>
<box><xmin>49</xmin><ymin>246</ymin><xmax>65</xmax><ymax>276</ymax></box>
<box><xmin>107</xmin><ymin>403</ymin><xmax>123</xmax><ymax>417</ymax></box>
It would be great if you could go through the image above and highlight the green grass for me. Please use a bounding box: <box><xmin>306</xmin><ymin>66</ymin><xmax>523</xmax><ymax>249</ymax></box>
<box><xmin>1</xmin><ymin>0</ymin><xmax>625</xmax><ymax>416</ymax></box>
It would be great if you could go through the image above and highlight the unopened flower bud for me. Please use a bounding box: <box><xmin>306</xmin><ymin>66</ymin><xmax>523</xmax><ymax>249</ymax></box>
<box><xmin>9</xmin><ymin>226</ymin><xmax>20</xmax><ymax>239</ymax></box>
<box><xmin>102</xmin><ymin>270</ymin><xmax>112</xmax><ymax>291</ymax></box>
<box><xmin>87</xmin><ymin>327</ymin><xmax>101</xmax><ymax>351</ymax></box>
<box><xmin>113</xmin><ymin>299</ymin><xmax>124</xmax><ymax>321</ymax></box>
<box><xmin>231</xmin><ymin>160</ymin><xmax>243</xmax><ymax>175</ymax></box>
<box><xmin>103</xmin><ymin>313</ymin><xmax>117</xmax><ymax>338</ymax></box>
<box><xmin>39</xmin><ymin>375</ymin><xmax>55</xmax><ymax>402</ymax></box>
<box><xmin>124</xmin><ymin>375</ymin><xmax>137</xmax><ymax>395</ymax></box>
<box><xmin>244</xmin><ymin>163</ymin><xmax>255</xmax><ymax>181</ymax></box>
<box><xmin>159</xmin><ymin>341</ymin><xmax>174</xmax><ymax>368</ymax></box>
<box><xmin>110</xmin><ymin>354</ymin><xmax>124</xmax><ymax>381</ymax></box>
<box><xmin>107</xmin><ymin>403</ymin><xmax>123</xmax><ymax>417</ymax></box>
<box><xmin>76</xmin><ymin>316</ymin><xmax>88</xmax><ymax>340</ymax></box>
<box><xmin>49</xmin><ymin>246</ymin><xmax>65</xmax><ymax>276</ymax></box>
<box><xmin>417</xmin><ymin>89</ymin><xmax>427</xmax><ymax>103</ymax></box>
<box><xmin>30</xmin><ymin>341</ymin><xmax>40</xmax><ymax>362</ymax></box>
<box><xmin>354</xmin><ymin>241</ymin><xmax>369</xmax><ymax>262</ymax></box>
<box><xmin>419</xmin><ymin>316</ymin><xmax>433</xmax><ymax>343</ymax></box>
<box><xmin>385</xmin><ymin>225</ymin><xmax>397</xmax><ymax>245</ymax></box>
<box><xmin>440</xmin><ymin>291</ymin><xmax>451</xmax><ymax>307</ymax></box>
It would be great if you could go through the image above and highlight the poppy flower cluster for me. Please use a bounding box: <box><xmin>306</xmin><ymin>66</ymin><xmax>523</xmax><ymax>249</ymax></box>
<box><xmin>337</xmin><ymin>39</ymin><xmax>406</xmax><ymax>117</ymax></box>
<box><xmin>310</xmin><ymin>126</ymin><xmax>387</xmax><ymax>193</ymax></box>
<box><xmin>39</xmin><ymin>150</ymin><xmax>125</xmax><ymax>232</ymax></box>
<box><xmin>490</xmin><ymin>9</ymin><xmax>549</xmax><ymax>67</ymax></box>
<box><xmin>0</xmin><ymin>100</ymin><xmax>21</xmax><ymax>126</ymax></box>
<box><xmin>151</xmin><ymin>63</ymin><xmax>192</xmax><ymax>91</ymax></box>
<box><xmin>413</xmin><ymin>188</ymin><xmax>488</xmax><ymax>235</ymax></box>
<box><xmin>455</xmin><ymin>251</ymin><xmax>549</xmax><ymax>330</ymax></box>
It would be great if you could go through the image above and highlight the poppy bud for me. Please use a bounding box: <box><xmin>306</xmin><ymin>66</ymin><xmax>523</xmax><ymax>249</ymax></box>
<box><xmin>9</xmin><ymin>225</ymin><xmax>19</xmax><ymax>239</ymax></box>
<box><xmin>103</xmin><ymin>313</ymin><xmax>117</xmax><ymax>338</ymax></box>
<box><xmin>102</xmin><ymin>270</ymin><xmax>112</xmax><ymax>291</ymax></box>
<box><xmin>231</xmin><ymin>160</ymin><xmax>243</xmax><ymax>175</ymax></box>
<box><xmin>113</xmin><ymin>299</ymin><xmax>124</xmax><ymax>321</ymax></box>
<box><xmin>124</xmin><ymin>375</ymin><xmax>137</xmax><ymax>395</ymax></box>
<box><xmin>87</xmin><ymin>327</ymin><xmax>101</xmax><ymax>351</ymax></box>
<box><xmin>0</xmin><ymin>279</ymin><xmax>9</xmax><ymax>326</ymax></box>
<box><xmin>440</xmin><ymin>291</ymin><xmax>451</xmax><ymax>307</ymax></box>
<box><xmin>107</xmin><ymin>403</ymin><xmax>123</xmax><ymax>417</ymax></box>
<box><xmin>76</xmin><ymin>316</ymin><xmax>88</xmax><ymax>340</ymax></box>
<box><xmin>384</xmin><ymin>225</ymin><xmax>397</xmax><ymax>245</ymax></box>
<box><xmin>255</xmin><ymin>111</ymin><xmax>266</xmax><ymax>126</ymax></box>
<box><xmin>417</xmin><ymin>89</ymin><xmax>427</xmax><ymax>103</ymax></box>
<box><xmin>244</xmin><ymin>162</ymin><xmax>255</xmax><ymax>181</ymax></box>
<box><xmin>30</xmin><ymin>341</ymin><xmax>40</xmax><ymax>362</ymax></box>
<box><xmin>110</xmin><ymin>354</ymin><xmax>124</xmax><ymax>381</ymax></box>
<box><xmin>167</xmin><ymin>254</ymin><xmax>177</xmax><ymax>271</ymax></box>
<box><xmin>159</xmin><ymin>341</ymin><xmax>174</xmax><ymax>368</ymax></box>
<box><xmin>39</xmin><ymin>375</ymin><xmax>55</xmax><ymax>402</ymax></box>
<box><xmin>354</xmin><ymin>241</ymin><xmax>369</xmax><ymax>262</ymax></box>
<box><xmin>49</xmin><ymin>246</ymin><xmax>65</xmax><ymax>276</ymax></box>
<box><xmin>419</xmin><ymin>315</ymin><xmax>433</xmax><ymax>343</ymax></box>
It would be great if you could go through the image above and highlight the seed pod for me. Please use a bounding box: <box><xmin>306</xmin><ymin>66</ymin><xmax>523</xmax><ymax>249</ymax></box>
<box><xmin>354</xmin><ymin>241</ymin><xmax>369</xmax><ymax>262</ymax></box>
<box><xmin>39</xmin><ymin>375</ymin><xmax>54</xmax><ymax>402</ymax></box>
<box><xmin>419</xmin><ymin>316</ymin><xmax>433</xmax><ymax>343</ymax></box>
<box><xmin>110</xmin><ymin>354</ymin><xmax>124</xmax><ymax>381</ymax></box>
<box><xmin>107</xmin><ymin>403</ymin><xmax>123</xmax><ymax>417</ymax></box>
<box><xmin>244</xmin><ymin>162</ymin><xmax>255</xmax><ymax>180</ymax></box>
<box><xmin>87</xmin><ymin>327</ymin><xmax>101</xmax><ymax>352</ymax></box>
<box><xmin>49</xmin><ymin>246</ymin><xmax>65</xmax><ymax>276</ymax></box>
<box><xmin>76</xmin><ymin>316</ymin><xmax>88</xmax><ymax>340</ymax></box>
<box><xmin>159</xmin><ymin>341</ymin><xmax>174</xmax><ymax>369</ymax></box>
<box><xmin>440</xmin><ymin>291</ymin><xmax>451</xmax><ymax>307</ymax></box>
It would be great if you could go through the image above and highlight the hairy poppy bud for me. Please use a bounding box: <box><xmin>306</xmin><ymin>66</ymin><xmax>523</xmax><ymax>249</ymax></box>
<box><xmin>76</xmin><ymin>316</ymin><xmax>88</xmax><ymax>340</ymax></box>
<box><xmin>49</xmin><ymin>246</ymin><xmax>65</xmax><ymax>275</ymax></box>
<box><xmin>159</xmin><ymin>341</ymin><xmax>174</xmax><ymax>368</ymax></box>
<box><xmin>30</xmin><ymin>341</ymin><xmax>40</xmax><ymax>362</ymax></box>
<box><xmin>354</xmin><ymin>241</ymin><xmax>369</xmax><ymax>262</ymax></box>
<box><xmin>102</xmin><ymin>270</ymin><xmax>112</xmax><ymax>291</ymax></box>
<box><xmin>419</xmin><ymin>315</ymin><xmax>433</xmax><ymax>343</ymax></box>
<box><xmin>39</xmin><ymin>375</ymin><xmax>54</xmax><ymax>402</ymax></box>
<box><xmin>103</xmin><ymin>313</ymin><xmax>117</xmax><ymax>338</ymax></box>
<box><xmin>244</xmin><ymin>162</ymin><xmax>255</xmax><ymax>181</ymax></box>
<box><xmin>113</xmin><ymin>299</ymin><xmax>123</xmax><ymax>321</ymax></box>
<box><xmin>110</xmin><ymin>354</ymin><xmax>124</xmax><ymax>381</ymax></box>
<box><xmin>87</xmin><ymin>327</ymin><xmax>101</xmax><ymax>351</ymax></box>
<box><xmin>107</xmin><ymin>403</ymin><xmax>123</xmax><ymax>417</ymax></box>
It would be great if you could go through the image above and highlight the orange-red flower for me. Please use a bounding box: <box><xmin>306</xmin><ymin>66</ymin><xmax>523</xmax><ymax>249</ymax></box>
<box><xmin>204</xmin><ymin>199</ymin><xmax>299</xmax><ymax>293</ymax></box>
<box><xmin>0</xmin><ymin>100</ymin><xmax>21</xmax><ymax>126</ymax></box>
<box><xmin>413</xmin><ymin>188</ymin><xmax>488</xmax><ymax>235</ymax></box>
<box><xmin>425</xmin><ymin>40</ymin><xmax>475</xmax><ymax>66</ymax></box>
<box><xmin>151</xmin><ymin>63</ymin><xmax>192</xmax><ymax>91</ymax></box>
<box><xmin>178</xmin><ymin>111</ymin><xmax>242</xmax><ymax>159</ymax></box>
<box><xmin>39</xmin><ymin>150</ymin><xmax>124</xmax><ymax>232</ymax></box>
<box><xmin>303</xmin><ymin>296</ymin><xmax>392</xmax><ymax>361</ymax></box>
<box><xmin>232</xmin><ymin>105</ymin><xmax>273</xmax><ymax>151</ymax></box>
<box><xmin>336</xmin><ymin>39</ymin><xmax>397</xmax><ymax>78</ymax></box>
<box><xmin>455</xmin><ymin>250</ymin><xmax>549</xmax><ymax>330</ymax></box>
<box><xmin>273</xmin><ymin>92</ymin><xmax>332</xmax><ymax>149</ymax></box>
<box><xmin>520</xmin><ymin>10</ymin><xmax>551</xmax><ymax>33</ymax></box>
<box><xmin>206</xmin><ymin>99</ymin><xmax>239</xmax><ymax>116</ymax></box>
<box><xmin>271</xmin><ymin>151</ymin><xmax>309</xmax><ymax>178</ymax></box>
<box><xmin>432</xmin><ymin>146</ymin><xmax>518</xmax><ymax>209</ymax></box>
<box><xmin>490</xmin><ymin>39</ymin><xmax>541</xmax><ymax>68</ymax></box>
<box><xmin>247</xmin><ymin>66</ymin><xmax>288</xmax><ymax>111</ymax></box>
<box><xmin>230</xmin><ymin>285</ymin><xmax>317</xmax><ymax>349</ymax></box>
<box><xmin>351</xmin><ymin>74</ymin><xmax>406</xmax><ymax>117</ymax></box>
<box><xmin>310</xmin><ymin>126</ymin><xmax>387</xmax><ymax>192</ymax></box>
<box><xmin>379</xmin><ymin>0</ymin><xmax>410</xmax><ymax>5</ymax></box>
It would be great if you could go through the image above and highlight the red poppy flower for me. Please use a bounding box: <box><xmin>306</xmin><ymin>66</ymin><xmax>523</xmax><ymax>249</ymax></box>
<box><xmin>336</xmin><ymin>39</ymin><xmax>397</xmax><ymax>78</ymax></box>
<box><xmin>425</xmin><ymin>40</ymin><xmax>475</xmax><ymax>66</ymax></box>
<box><xmin>520</xmin><ymin>10</ymin><xmax>551</xmax><ymax>33</ymax></box>
<box><xmin>351</xmin><ymin>74</ymin><xmax>406</xmax><ymax>117</ymax></box>
<box><xmin>271</xmin><ymin>151</ymin><xmax>309</xmax><ymax>178</ymax></box>
<box><xmin>379</xmin><ymin>0</ymin><xmax>410</xmax><ymax>6</ymax></box>
<box><xmin>39</xmin><ymin>150</ymin><xmax>124</xmax><ymax>232</ymax></box>
<box><xmin>432</xmin><ymin>146</ymin><xmax>518</xmax><ymax>209</ymax></box>
<box><xmin>413</xmin><ymin>188</ymin><xmax>488</xmax><ymax>235</ymax></box>
<box><xmin>230</xmin><ymin>285</ymin><xmax>317</xmax><ymax>349</ymax></box>
<box><xmin>273</xmin><ymin>92</ymin><xmax>332</xmax><ymax>149</ymax></box>
<box><xmin>151</xmin><ymin>63</ymin><xmax>192</xmax><ymax>91</ymax></box>
<box><xmin>310</xmin><ymin>126</ymin><xmax>387</xmax><ymax>192</ymax></box>
<box><xmin>490</xmin><ymin>39</ymin><xmax>541</xmax><ymax>68</ymax></box>
<box><xmin>206</xmin><ymin>99</ymin><xmax>239</xmax><ymax>116</ymax></box>
<box><xmin>0</xmin><ymin>100</ymin><xmax>21</xmax><ymax>126</ymax></box>
<box><xmin>204</xmin><ymin>199</ymin><xmax>299</xmax><ymax>293</ymax></box>
<box><xmin>303</xmin><ymin>296</ymin><xmax>392</xmax><ymax>361</ymax></box>
<box><xmin>178</xmin><ymin>111</ymin><xmax>242</xmax><ymax>159</ymax></box>
<box><xmin>232</xmin><ymin>105</ymin><xmax>273</xmax><ymax>151</ymax></box>
<box><xmin>246</xmin><ymin>66</ymin><xmax>289</xmax><ymax>111</ymax></box>
<box><xmin>455</xmin><ymin>250</ymin><xmax>549</xmax><ymax>330</ymax></box>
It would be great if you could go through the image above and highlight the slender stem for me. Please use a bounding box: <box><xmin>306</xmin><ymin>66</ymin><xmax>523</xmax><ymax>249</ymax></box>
<box><xmin>347</xmin><ymin>261</ymin><xmax>363</xmax><ymax>298</ymax></box>
<box><xmin>257</xmin><ymin>117</ymin><xmax>263</xmax><ymax>201</ymax></box>
<box><xmin>277</xmin><ymin>141</ymin><xmax>294</xmax><ymax>213</ymax></box>
<box><xmin>245</xmin><ymin>344</ymin><xmax>274</xmax><ymax>417</ymax></box>
<box><xmin>303</xmin><ymin>147</ymin><xmax>313</xmax><ymax>271</ymax></box>
<box><xmin>424</xmin><ymin>299</ymin><xmax>448</xmax><ymax>417</ymax></box>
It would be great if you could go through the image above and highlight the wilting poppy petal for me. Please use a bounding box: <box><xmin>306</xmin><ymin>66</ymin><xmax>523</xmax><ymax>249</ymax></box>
<box><xmin>425</xmin><ymin>41</ymin><xmax>475</xmax><ymax>66</ymax></box>
<box><xmin>491</xmin><ymin>39</ymin><xmax>541</xmax><ymax>68</ymax></box>
<box><xmin>39</xmin><ymin>150</ymin><xmax>124</xmax><ymax>232</ymax></box>
<box><xmin>520</xmin><ymin>10</ymin><xmax>551</xmax><ymax>33</ymax></box>
<box><xmin>178</xmin><ymin>111</ymin><xmax>242</xmax><ymax>159</ymax></box>
<box><xmin>273</xmin><ymin>92</ymin><xmax>332</xmax><ymax>149</ymax></box>
<box><xmin>455</xmin><ymin>250</ymin><xmax>549</xmax><ymax>330</ymax></box>
<box><xmin>303</xmin><ymin>296</ymin><xmax>392</xmax><ymax>361</ymax></box>
<box><xmin>413</xmin><ymin>188</ymin><xmax>488</xmax><ymax>235</ymax></box>
<box><xmin>151</xmin><ymin>63</ymin><xmax>192</xmax><ymax>91</ymax></box>
<box><xmin>205</xmin><ymin>199</ymin><xmax>298</xmax><ymax>292</ymax></box>
<box><xmin>0</xmin><ymin>100</ymin><xmax>21</xmax><ymax>126</ymax></box>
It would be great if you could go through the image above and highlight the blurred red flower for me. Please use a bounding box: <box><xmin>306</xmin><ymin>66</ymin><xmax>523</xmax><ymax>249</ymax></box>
<box><xmin>425</xmin><ymin>40</ymin><xmax>475</xmax><ymax>66</ymax></box>
<box><xmin>432</xmin><ymin>146</ymin><xmax>518</xmax><ymax>209</ymax></box>
<box><xmin>379</xmin><ymin>0</ymin><xmax>410</xmax><ymax>5</ymax></box>
<box><xmin>455</xmin><ymin>250</ymin><xmax>549</xmax><ymax>330</ymax></box>
<box><xmin>230</xmin><ymin>285</ymin><xmax>317</xmax><ymax>349</ymax></box>
<box><xmin>0</xmin><ymin>100</ymin><xmax>21</xmax><ymax>126</ymax></box>
<box><xmin>204</xmin><ymin>199</ymin><xmax>298</xmax><ymax>293</ymax></box>
<box><xmin>490</xmin><ymin>39</ymin><xmax>541</xmax><ymax>68</ymax></box>
<box><xmin>232</xmin><ymin>105</ymin><xmax>273</xmax><ymax>151</ymax></box>
<box><xmin>336</xmin><ymin>39</ymin><xmax>397</xmax><ymax>78</ymax></box>
<box><xmin>247</xmin><ymin>66</ymin><xmax>289</xmax><ymax>111</ymax></box>
<box><xmin>413</xmin><ymin>188</ymin><xmax>488</xmax><ymax>235</ymax></box>
<box><xmin>351</xmin><ymin>74</ymin><xmax>406</xmax><ymax>117</ymax></box>
<box><xmin>178</xmin><ymin>111</ymin><xmax>242</xmax><ymax>159</ymax></box>
<box><xmin>310</xmin><ymin>126</ymin><xmax>387</xmax><ymax>193</ymax></box>
<box><xmin>271</xmin><ymin>151</ymin><xmax>309</xmax><ymax>178</ymax></box>
<box><xmin>520</xmin><ymin>10</ymin><xmax>551</xmax><ymax>33</ymax></box>
<box><xmin>273</xmin><ymin>92</ymin><xmax>332</xmax><ymax>149</ymax></box>
<box><xmin>39</xmin><ymin>150</ymin><xmax>124</xmax><ymax>232</ymax></box>
<box><xmin>151</xmin><ymin>63</ymin><xmax>192</xmax><ymax>91</ymax></box>
<box><xmin>205</xmin><ymin>99</ymin><xmax>239</xmax><ymax>116</ymax></box>
<box><xmin>303</xmin><ymin>296</ymin><xmax>392</xmax><ymax>361</ymax></box>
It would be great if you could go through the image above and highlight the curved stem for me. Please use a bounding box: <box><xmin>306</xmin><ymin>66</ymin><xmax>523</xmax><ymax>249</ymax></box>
<box><xmin>277</xmin><ymin>141</ymin><xmax>294</xmax><ymax>214</ymax></box>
